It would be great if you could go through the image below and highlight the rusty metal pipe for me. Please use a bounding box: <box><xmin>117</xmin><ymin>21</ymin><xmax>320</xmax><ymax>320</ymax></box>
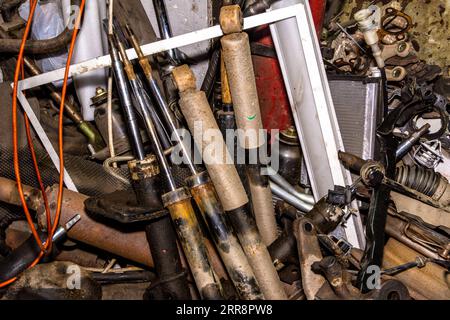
<box><xmin>0</xmin><ymin>177</ymin><xmax>153</xmax><ymax>267</ymax></box>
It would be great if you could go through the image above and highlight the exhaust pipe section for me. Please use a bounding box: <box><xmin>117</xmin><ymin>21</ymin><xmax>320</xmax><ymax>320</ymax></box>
<box><xmin>219</xmin><ymin>5</ymin><xmax>279</xmax><ymax>247</ymax></box>
<box><xmin>172</xmin><ymin>64</ymin><xmax>287</xmax><ymax>300</ymax></box>
<box><xmin>0</xmin><ymin>177</ymin><xmax>154</xmax><ymax>267</ymax></box>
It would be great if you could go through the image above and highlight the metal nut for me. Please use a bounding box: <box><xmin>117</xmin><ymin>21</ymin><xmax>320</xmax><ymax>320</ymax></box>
<box><xmin>219</xmin><ymin>5</ymin><xmax>243</xmax><ymax>34</ymax></box>
<box><xmin>172</xmin><ymin>65</ymin><xmax>197</xmax><ymax>93</ymax></box>
<box><xmin>361</xmin><ymin>161</ymin><xmax>385</xmax><ymax>187</ymax></box>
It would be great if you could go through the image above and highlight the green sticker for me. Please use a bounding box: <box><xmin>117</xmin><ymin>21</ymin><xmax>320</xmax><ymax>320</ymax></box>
<box><xmin>247</xmin><ymin>114</ymin><xmax>257</xmax><ymax>121</ymax></box>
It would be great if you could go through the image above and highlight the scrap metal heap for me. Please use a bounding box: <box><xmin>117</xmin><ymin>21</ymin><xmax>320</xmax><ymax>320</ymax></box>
<box><xmin>0</xmin><ymin>0</ymin><xmax>448</xmax><ymax>300</ymax></box>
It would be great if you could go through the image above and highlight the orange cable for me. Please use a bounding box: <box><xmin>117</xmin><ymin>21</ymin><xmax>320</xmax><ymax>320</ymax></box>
<box><xmin>49</xmin><ymin>0</ymin><xmax>86</xmax><ymax>240</ymax></box>
<box><xmin>0</xmin><ymin>0</ymin><xmax>42</xmax><ymax>289</ymax></box>
<box><xmin>0</xmin><ymin>0</ymin><xmax>86</xmax><ymax>288</ymax></box>
<box><xmin>11</xmin><ymin>0</ymin><xmax>42</xmax><ymax>249</ymax></box>
<box><xmin>21</xmin><ymin>57</ymin><xmax>53</xmax><ymax>252</ymax></box>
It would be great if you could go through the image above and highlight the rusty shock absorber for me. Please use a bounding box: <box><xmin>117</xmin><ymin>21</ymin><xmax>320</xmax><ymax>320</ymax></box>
<box><xmin>108</xmin><ymin>34</ymin><xmax>191</xmax><ymax>300</ymax></box>
<box><xmin>172</xmin><ymin>65</ymin><xmax>286</xmax><ymax>300</ymax></box>
<box><xmin>219</xmin><ymin>5</ymin><xmax>278</xmax><ymax>247</ymax></box>
<box><xmin>111</xmin><ymin>35</ymin><xmax>222</xmax><ymax>300</ymax></box>
<box><xmin>124</xmin><ymin>26</ymin><xmax>263</xmax><ymax>300</ymax></box>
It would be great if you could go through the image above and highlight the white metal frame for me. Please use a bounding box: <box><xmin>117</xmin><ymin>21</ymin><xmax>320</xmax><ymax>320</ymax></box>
<box><xmin>15</xmin><ymin>3</ymin><xmax>363</xmax><ymax>247</ymax></box>
<box><xmin>269</xmin><ymin>0</ymin><xmax>365</xmax><ymax>248</ymax></box>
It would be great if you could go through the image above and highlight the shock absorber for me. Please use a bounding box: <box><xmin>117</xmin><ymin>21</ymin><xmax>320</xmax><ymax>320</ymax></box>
<box><xmin>109</xmin><ymin>35</ymin><xmax>191</xmax><ymax>300</ymax></box>
<box><xmin>172</xmin><ymin>64</ymin><xmax>287</xmax><ymax>300</ymax></box>
<box><xmin>122</xmin><ymin>27</ymin><xmax>263</xmax><ymax>300</ymax></box>
<box><xmin>151</xmin><ymin>0</ymin><xmax>183</xmax><ymax>125</ymax></box>
<box><xmin>112</xmin><ymin>36</ymin><xmax>223</xmax><ymax>300</ymax></box>
<box><xmin>114</xmin><ymin>34</ymin><xmax>171</xmax><ymax>151</ymax></box>
<box><xmin>218</xmin><ymin>52</ymin><xmax>249</xmax><ymax>189</ymax></box>
<box><xmin>219</xmin><ymin>5</ymin><xmax>278</xmax><ymax>247</ymax></box>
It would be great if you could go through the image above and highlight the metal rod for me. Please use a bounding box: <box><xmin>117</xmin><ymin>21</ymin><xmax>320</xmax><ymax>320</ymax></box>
<box><xmin>124</xmin><ymin>24</ymin><xmax>197</xmax><ymax>174</ymax></box>
<box><xmin>152</xmin><ymin>0</ymin><xmax>179</xmax><ymax>63</ymax></box>
<box><xmin>396</xmin><ymin>124</ymin><xmax>431</xmax><ymax>160</ymax></box>
<box><xmin>108</xmin><ymin>35</ymin><xmax>146</xmax><ymax>161</ymax></box>
<box><xmin>270</xmin><ymin>182</ymin><xmax>314</xmax><ymax>212</ymax></box>
<box><xmin>267</xmin><ymin>166</ymin><xmax>316</xmax><ymax>205</ymax></box>
<box><xmin>23</xmin><ymin>57</ymin><xmax>105</xmax><ymax>151</ymax></box>
<box><xmin>115</xmin><ymin>35</ymin><xmax>177</xmax><ymax>192</ymax></box>
<box><xmin>140</xmin><ymin>86</ymin><xmax>172</xmax><ymax>150</ymax></box>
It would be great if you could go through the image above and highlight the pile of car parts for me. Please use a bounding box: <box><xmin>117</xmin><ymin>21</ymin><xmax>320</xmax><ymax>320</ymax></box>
<box><xmin>0</xmin><ymin>0</ymin><xmax>448</xmax><ymax>301</ymax></box>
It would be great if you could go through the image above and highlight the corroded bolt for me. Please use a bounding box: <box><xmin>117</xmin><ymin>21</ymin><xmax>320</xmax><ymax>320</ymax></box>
<box><xmin>219</xmin><ymin>5</ymin><xmax>243</xmax><ymax>35</ymax></box>
<box><xmin>392</xmin><ymin>68</ymin><xmax>402</xmax><ymax>78</ymax></box>
<box><xmin>172</xmin><ymin>65</ymin><xmax>197</xmax><ymax>93</ymax></box>
<box><xmin>398</xmin><ymin>42</ymin><xmax>407</xmax><ymax>53</ymax></box>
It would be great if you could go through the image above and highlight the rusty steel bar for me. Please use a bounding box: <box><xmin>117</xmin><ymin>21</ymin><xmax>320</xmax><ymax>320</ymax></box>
<box><xmin>0</xmin><ymin>177</ymin><xmax>153</xmax><ymax>267</ymax></box>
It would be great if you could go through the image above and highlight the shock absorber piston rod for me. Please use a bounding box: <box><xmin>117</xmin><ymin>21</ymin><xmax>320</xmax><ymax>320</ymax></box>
<box><xmin>114</xmin><ymin>36</ymin><xmax>222</xmax><ymax>300</ymax></box>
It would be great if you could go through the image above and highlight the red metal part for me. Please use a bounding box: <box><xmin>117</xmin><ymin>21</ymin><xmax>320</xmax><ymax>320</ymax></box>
<box><xmin>309</xmin><ymin>0</ymin><xmax>326</xmax><ymax>35</ymax></box>
<box><xmin>253</xmin><ymin>0</ymin><xmax>326</xmax><ymax>132</ymax></box>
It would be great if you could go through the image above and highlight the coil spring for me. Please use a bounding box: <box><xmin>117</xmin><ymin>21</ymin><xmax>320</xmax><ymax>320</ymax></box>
<box><xmin>396</xmin><ymin>165</ymin><xmax>441</xmax><ymax>197</ymax></box>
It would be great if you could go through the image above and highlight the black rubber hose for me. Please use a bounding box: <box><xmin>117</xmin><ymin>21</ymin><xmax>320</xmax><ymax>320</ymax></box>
<box><xmin>243</xmin><ymin>0</ymin><xmax>281</xmax><ymax>17</ymax></box>
<box><xmin>0</xmin><ymin>233</ymin><xmax>44</xmax><ymax>282</ymax></box>
<box><xmin>0</xmin><ymin>0</ymin><xmax>81</xmax><ymax>54</ymax></box>
<box><xmin>200</xmin><ymin>41</ymin><xmax>220</xmax><ymax>100</ymax></box>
